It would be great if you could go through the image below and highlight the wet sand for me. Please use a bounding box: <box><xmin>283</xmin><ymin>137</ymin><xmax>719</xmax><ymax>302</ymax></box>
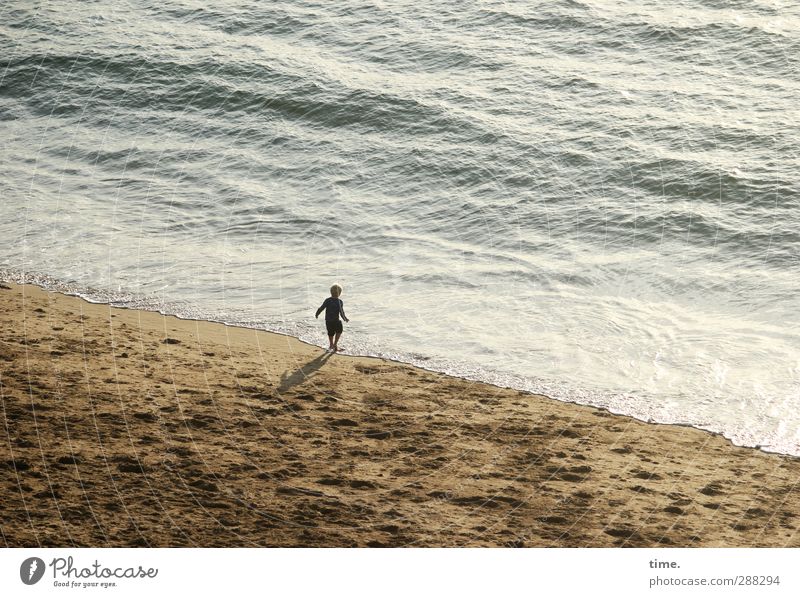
<box><xmin>1</xmin><ymin>281</ymin><xmax>799</xmax><ymax>547</ymax></box>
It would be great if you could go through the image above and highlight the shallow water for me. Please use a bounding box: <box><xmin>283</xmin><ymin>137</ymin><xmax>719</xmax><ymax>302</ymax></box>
<box><xmin>1</xmin><ymin>0</ymin><xmax>799</xmax><ymax>454</ymax></box>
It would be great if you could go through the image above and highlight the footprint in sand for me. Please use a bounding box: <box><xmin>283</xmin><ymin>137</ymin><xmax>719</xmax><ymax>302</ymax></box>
<box><xmin>699</xmin><ymin>482</ymin><xmax>725</xmax><ymax>496</ymax></box>
<box><xmin>663</xmin><ymin>505</ymin><xmax>685</xmax><ymax>515</ymax></box>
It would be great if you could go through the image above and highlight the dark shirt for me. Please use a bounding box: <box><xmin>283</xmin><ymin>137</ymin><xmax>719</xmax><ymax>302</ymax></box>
<box><xmin>317</xmin><ymin>297</ymin><xmax>345</xmax><ymax>322</ymax></box>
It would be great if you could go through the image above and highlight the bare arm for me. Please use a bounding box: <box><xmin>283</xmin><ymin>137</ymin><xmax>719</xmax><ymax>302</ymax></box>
<box><xmin>340</xmin><ymin>299</ymin><xmax>349</xmax><ymax>322</ymax></box>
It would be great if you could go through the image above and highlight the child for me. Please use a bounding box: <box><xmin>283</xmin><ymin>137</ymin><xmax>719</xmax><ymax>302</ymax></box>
<box><xmin>315</xmin><ymin>284</ymin><xmax>349</xmax><ymax>352</ymax></box>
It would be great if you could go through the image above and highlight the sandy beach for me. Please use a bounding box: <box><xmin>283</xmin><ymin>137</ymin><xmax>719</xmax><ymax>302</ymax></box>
<box><xmin>1</xmin><ymin>281</ymin><xmax>799</xmax><ymax>547</ymax></box>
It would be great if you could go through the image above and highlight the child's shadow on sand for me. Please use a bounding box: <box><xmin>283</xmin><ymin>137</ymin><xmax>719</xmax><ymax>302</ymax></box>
<box><xmin>277</xmin><ymin>351</ymin><xmax>332</xmax><ymax>395</ymax></box>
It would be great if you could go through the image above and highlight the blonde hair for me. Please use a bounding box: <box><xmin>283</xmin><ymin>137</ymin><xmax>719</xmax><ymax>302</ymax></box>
<box><xmin>330</xmin><ymin>284</ymin><xmax>342</xmax><ymax>297</ymax></box>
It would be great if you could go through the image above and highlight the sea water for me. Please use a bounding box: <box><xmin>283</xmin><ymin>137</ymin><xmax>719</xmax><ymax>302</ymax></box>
<box><xmin>1</xmin><ymin>0</ymin><xmax>798</xmax><ymax>454</ymax></box>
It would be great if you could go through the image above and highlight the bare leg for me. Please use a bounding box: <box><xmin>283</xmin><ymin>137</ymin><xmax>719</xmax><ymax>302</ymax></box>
<box><xmin>333</xmin><ymin>331</ymin><xmax>342</xmax><ymax>352</ymax></box>
<box><xmin>328</xmin><ymin>335</ymin><xmax>334</xmax><ymax>351</ymax></box>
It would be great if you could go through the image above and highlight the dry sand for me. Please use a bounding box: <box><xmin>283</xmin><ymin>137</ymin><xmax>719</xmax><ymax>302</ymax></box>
<box><xmin>1</xmin><ymin>281</ymin><xmax>799</xmax><ymax>547</ymax></box>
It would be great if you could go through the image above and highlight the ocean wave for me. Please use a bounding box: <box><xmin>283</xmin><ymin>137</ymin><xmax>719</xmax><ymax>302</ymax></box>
<box><xmin>619</xmin><ymin>158</ymin><xmax>795</xmax><ymax>207</ymax></box>
<box><xmin>3</xmin><ymin>50</ymin><xmax>499</xmax><ymax>144</ymax></box>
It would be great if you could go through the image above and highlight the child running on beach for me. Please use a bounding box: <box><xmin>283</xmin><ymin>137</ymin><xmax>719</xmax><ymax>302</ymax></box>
<box><xmin>315</xmin><ymin>284</ymin><xmax>349</xmax><ymax>352</ymax></box>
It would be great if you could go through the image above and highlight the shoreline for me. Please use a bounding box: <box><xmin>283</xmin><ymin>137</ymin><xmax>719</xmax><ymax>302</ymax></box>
<box><xmin>1</xmin><ymin>281</ymin><xmax>799</xmax><ymax>547</ymax></box>
<box><xmin>3</xmin><ymin>269</ymin><xmax>792</xmax><ymax>461</ymax></box>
